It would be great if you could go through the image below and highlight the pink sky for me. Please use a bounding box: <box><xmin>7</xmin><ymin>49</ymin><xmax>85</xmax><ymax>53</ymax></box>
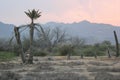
<box><xmin>0</xmin><ymin>0</ymin><xmax>120</xmax><ymax>26</ymax></box>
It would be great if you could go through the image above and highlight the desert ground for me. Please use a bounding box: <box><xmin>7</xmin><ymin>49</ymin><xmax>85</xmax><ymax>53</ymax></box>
<box><xmin>0</xmin><ymin>56</ymin><xmax>120</xmax><ymax>80</ymax></box>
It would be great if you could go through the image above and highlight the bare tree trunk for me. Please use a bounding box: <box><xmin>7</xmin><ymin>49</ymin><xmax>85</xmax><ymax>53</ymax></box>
<box><xmin>14</xmin><ymin>27</ymin><xmax>25</xmax><ymax>63</ymax></box>
<box><xmin>114</xmin><ymin>31</ymin><xmax>119</xmax><ymax>57</ymax></box>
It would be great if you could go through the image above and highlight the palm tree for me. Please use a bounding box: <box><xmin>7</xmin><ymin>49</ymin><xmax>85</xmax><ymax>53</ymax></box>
<box><xmin>25</xmin><ymin>9</ymin><xmax>41</xmax><ymax>64</ymax></box>
<box><xmin>25</xmin><ymin>9</ymin><xmax>41</xmax><ymax>45</ymax></box>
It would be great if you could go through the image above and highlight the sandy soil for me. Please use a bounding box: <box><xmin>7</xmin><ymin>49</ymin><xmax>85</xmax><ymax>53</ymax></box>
<box><xmin>0</xmin><ymin>56</ymin><xmax>120</xmax><ymax>80</ymax></box>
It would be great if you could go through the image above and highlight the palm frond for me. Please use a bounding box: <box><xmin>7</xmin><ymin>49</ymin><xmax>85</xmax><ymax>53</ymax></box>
<box><xmin>25</xmin><ymin>9</ymin><xmax>41</xmax><ymax>21</ymax></box>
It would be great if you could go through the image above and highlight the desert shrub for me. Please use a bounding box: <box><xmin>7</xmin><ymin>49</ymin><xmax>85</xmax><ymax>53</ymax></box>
<box><xmin>59</xmin><ymin>45</ymin><xmax>74</xmax><ymax>56</ymax></box>
<box><xmin>96</xmin><ymin>51</ymin><xmax>105</xmax><ymax>56</ymax></box>
<box><xmin>52</xmin><ymin>47</ymin><xmax>59</xmax><ymax>53</ymax></box>
<box><xmin>72</xmin><ymin>49</ymin><xmax>82</xmax><ymax>56</ymax></box>
<box><xmin>82</xmin><ymin>47</ymin><xmax>94</xmax><ymax>56</ymax></box>
<box><xmin>83</xmin><ymin>46</ymin><xmax>105</xmax><ymax>56</ymax></box>
<box><xmin>33</xmin><ymin>49</ymin><xmax>47</xmax><ymax>56</ymax></box>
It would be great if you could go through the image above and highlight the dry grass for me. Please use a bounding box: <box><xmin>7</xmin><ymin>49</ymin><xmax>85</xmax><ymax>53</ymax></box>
<box><xmin>0</xmin><ymin>56</ymin><xmax>120</xmax><ymax>80</ymax></box>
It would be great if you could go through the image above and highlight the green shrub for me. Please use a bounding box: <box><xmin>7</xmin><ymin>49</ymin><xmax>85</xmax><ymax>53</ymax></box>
<box><xmin>33</xmin><ymin>50</ymin><xmax>47</xmax><ymax>56</ymax></box>
<box><xmin>83</xmin><ymin>47</ymin><xmax>94</xmax><ymax>56</ymax></box>
<box><xmin>82</xmin><ymin>47</ymin><xmax>105</xmax><ymax>57</ymax></box>
<box><xmin>59</xmin><ymin>45</ymin><xmax>74</xmax><ymax>56</ymax></box>
<box><xmin>0</xmin><ymin>52</ymin><xmax>16</xmax><ymax>61</ymax></box>
<box><xmin>13</xmin><ymin>45</ymin><xmax>20</xmax><ymax>56</ymax></box>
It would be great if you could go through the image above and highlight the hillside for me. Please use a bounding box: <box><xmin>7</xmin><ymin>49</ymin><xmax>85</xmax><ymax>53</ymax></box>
<box><xmin>0</xmin><ymin>22</ymin><xmax>14</xmax><ymax>39</ymax></box>
<box><xmin>45</xmin><ymin>20</ymin><xmax>120</xmax><ymax>44</ymax></box>
<box><xmin>0</xmin><ymin>20</ymin><xmax>120</xmax><ymax>44</ymax></box>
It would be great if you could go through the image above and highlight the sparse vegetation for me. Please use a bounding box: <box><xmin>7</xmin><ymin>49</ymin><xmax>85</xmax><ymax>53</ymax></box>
<box><xmin>0</xmin><ymin>9</ymin><xmax>120</xmax><ymax>80</ymax></box>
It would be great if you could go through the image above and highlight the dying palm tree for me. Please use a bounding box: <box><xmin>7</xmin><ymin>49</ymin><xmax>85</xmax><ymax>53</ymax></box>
<box><xmin>25</xmin><ymin>9</ymin><xmax>41</xmax><ymax>64</ymax></box>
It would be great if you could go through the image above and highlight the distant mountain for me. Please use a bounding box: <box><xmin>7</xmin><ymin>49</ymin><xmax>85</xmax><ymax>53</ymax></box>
<box><xmin>0</xmin><ymin>22</ymin><xmax>14</xmax><ymax>39</ymax></box>
<box><xmin>44</xmin><ymin>20</ymin><xmax>120</xmax><ymax>44</ymax></box>
<box><xmin>0</xmin><ymin>20</ymin><xmax>120</xmax><ymax>44</ymax></box>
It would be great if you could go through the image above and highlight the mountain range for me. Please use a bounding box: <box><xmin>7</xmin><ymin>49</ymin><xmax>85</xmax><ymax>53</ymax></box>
<box><xmin>0</xmin><ymin>22</ymin><xmax>14</xmax><ymax>39</ymax></box>
<box><xmin>0</xmin><ymin>20</ymin><xmax>120</xmax><ymax>44</ymax></box>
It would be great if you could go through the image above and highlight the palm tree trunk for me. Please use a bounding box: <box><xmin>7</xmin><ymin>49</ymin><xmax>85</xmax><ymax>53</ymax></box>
<box><xmin>14</xmin><ymin>27</ymin><xmax>25</xmax><ymax>63</ymax></box>
<box><xmin>28</xmin><ymin>23</ymin><xmax>34</xmax><ymax>64</ymax></box>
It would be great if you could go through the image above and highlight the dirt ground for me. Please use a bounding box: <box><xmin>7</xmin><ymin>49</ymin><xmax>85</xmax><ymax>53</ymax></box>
<box><xmin>0</xmin><ymin>56</ymin><xmax>120</xmax><ymax>80</ymax></box>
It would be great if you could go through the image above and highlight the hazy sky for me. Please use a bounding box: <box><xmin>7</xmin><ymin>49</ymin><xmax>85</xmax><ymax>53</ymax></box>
<box><xmin>0</xmin><ymin>0</ymin><xmax>120</xmax><ymax>26</ymax></box>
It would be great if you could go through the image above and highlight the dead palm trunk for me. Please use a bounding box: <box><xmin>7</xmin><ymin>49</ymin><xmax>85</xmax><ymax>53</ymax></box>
<box><xmin>114</xmin><ymin>31</ymin><xmax>119</xmax><ymax>57</ymax></box>
<box><xmin>14</xmin><ymin>27</ymin><xmax>25</xmax><ymax>63</ymax></box>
